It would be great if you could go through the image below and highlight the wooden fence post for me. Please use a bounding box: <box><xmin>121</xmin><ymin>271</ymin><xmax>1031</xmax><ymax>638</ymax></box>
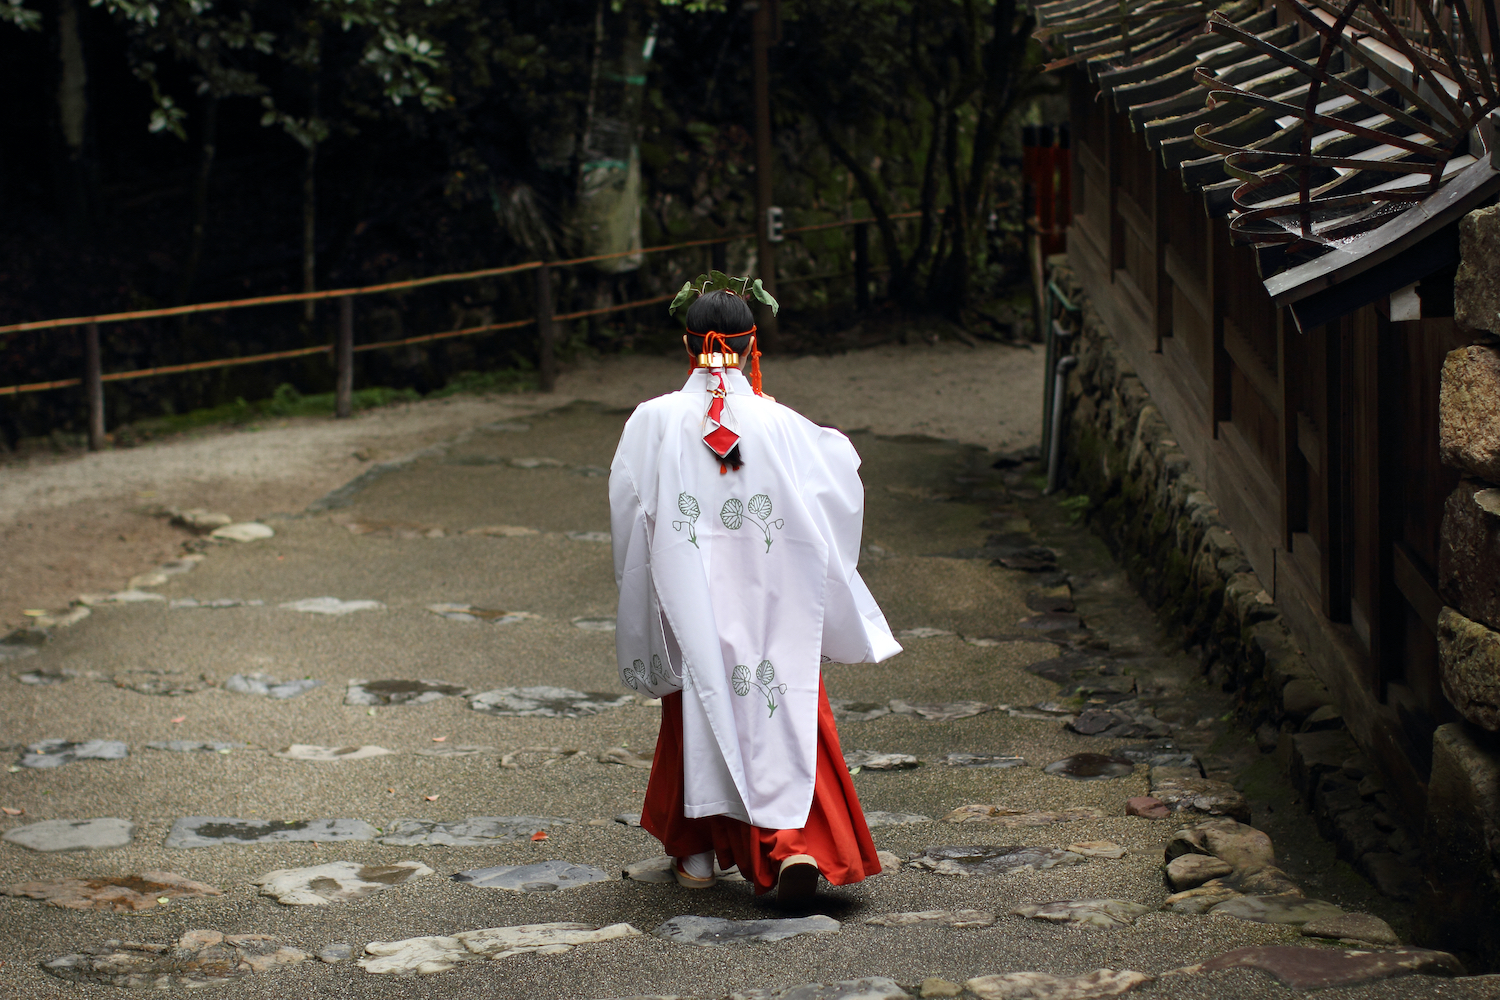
<box><xmin>535</xmin><ymin>264</ymin><xmax>556</xmax><ymax>392</ymax></box>
<box><xmin>853</xmin><ymin>223</ymin><xmax>870</xmax><ymax>311</ymax></box>
<box><xmin>711</xmin><ymin>241</ymin><xmax>727</xmax><ymax>275</ymax></box>
<box><xmin>84</xmin><ymin>322</ymin><xmax>104</xmax><ymax>450</ymax></box>
<box><xmin>336</xmin><ymin>297</ymin><xmax>353</xmax><ymax>418</ymax></box>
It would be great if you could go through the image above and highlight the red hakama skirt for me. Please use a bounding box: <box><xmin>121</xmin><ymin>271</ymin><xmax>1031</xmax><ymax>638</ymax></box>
<box><xmin>641</xmin><ymin>677</ymin><xmax>881</xmax><ymax>894</ymax></box>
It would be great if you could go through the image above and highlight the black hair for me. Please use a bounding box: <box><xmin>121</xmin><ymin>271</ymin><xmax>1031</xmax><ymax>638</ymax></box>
<box><xmin>684</xmin><ymin>289</ymin><xmax>754</xmax><ymax>472</ymax></box>
<box><xmin>684</xmin><ymin>289</ymin><xmax>755</xmax><ymax>356</ymax></box>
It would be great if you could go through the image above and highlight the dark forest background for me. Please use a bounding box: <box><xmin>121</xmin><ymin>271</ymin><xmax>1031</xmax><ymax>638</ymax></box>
<box><xmin>0</xmin><ymin>0</ymin><xmax>1053</xmax><ymax>447</ymax></box>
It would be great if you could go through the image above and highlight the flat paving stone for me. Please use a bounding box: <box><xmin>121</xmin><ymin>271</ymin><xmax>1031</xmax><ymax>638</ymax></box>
<box><xmin>1065</xmin><ymin>840</ymin><xmax>1126</xmax><ymax>859</ymax></box>
<box><xmin>146</xmin><ymin>740</ymin><xmax>251</xmax><ymax>753</ymax></box>
<box><xmin>1149</xmin><ymin>772</ymin><xmax>1251</xmax><ymax>823</ymax></box>
<box><xmin>896</xmin><ymin>627</ymin><xmax>955</xmax><ymax>639</ymax></box>
<box><xmin>414</xmin><ymin>744</ymin><xmax>499</xmax><ymax>758</ymax></box>
<box><xmin>1186</xmin><ymin>945</ymin><xmax>1464</xmax><ymax>989</ymax></box>
<box><xmin>864</xmin><ymin>909</ymin><xmax>997</xmax><ymax>928</ymax></box>
<box><xmin>1208</xmin><ymin>894</ymin><xmax>1344</xmax><ymax>925</ymax></box>
<box><xmin>567</xmin><ymin>531</ymin><xmax>612</xmax><ymax>542</ymax></box>
<box><xmin>2</xmin><ymin>818</ymin><xmax>134</xmax><ymax>852</ymax></box>
<box><xmin>572</xmin><ymin>616</ymin><xmax>618</xmax><ymax>631</ymax></box>
<box><xmin>378</xmin><ymin>816</ymin><xmax>571</xmax><ymax>846</ymax></box>
<box><xmin>170</xmin><ymin>598</ymin><xmax>264</xmax><ymax>609</ymax></box>
<box><xmin>1113</xmin><ymin>741</ymin><xmax>1201</xmax><ymax>770</ymax></box>
<box><xmin>863</xmin><ymin>811</ymin><xmax>931</xmax><ymax>828</ymax></box>
<box><xmin>1166</xmin><ymin>854</ymin><xmax>1234</xmax><ymax>890</ymax></box>
<box><xmin>942</xmin><ymin>805</ymin><xmax>1105</xmax><ymax>827</ymax></box>
<box><xmin>889</xmin><ymin>699</ymin><xmax>992</xmax><ymax>722</ymax></box>
<box><xmin>1010</xmin><ymin>899</ymin><xmax>1151</xmax><ymax>929</ymax></box>
<box><xmin>828</xmin><ymin>699</ymin><xmax>893</xmax><ymax>722</ymax></box>
<box><xmin>211</xmin><ymin>522</ymin><xmax>275</xmax><ymax>541</ymax></box>
<box><xmin>44</xmin><ymin>930</ymin><xmax>306</xmax><ymax>989</ymax></box>
<box><xmin>344</xmin><ymin>678</ymin><xmax>472</xmax><ymax>706</ymax></box>
<box><xmin>358</xmin><ymin>922</ymin><xmax>641</xmax><ymax>975</ymax></box>
<box><xmin>253</xmin><ymin>860</ymin><xmax>433</xmax><ymax>905</ymax></box>
<box><xmin>941</xmin><ymin>753</ymin><xmax>1028</xmax><ymax>768</ymax></box>
<box><xmin>425</xmin><ymin>603</ymin><xmax>536</xmax><ymax>624</ymax></box>
<box><xmin>1042</xmin><ymin>754</ymin><xmax>1135</xmax><ymax>780</ymax></box>
<box><xmin>652</xmin><ymin>914</ymin><xmax>841</xmax><ymax>946</ymax></box>
<box><xmin>1301</xmin><ymin>911</ymin><xmax>1400</xmax><ymax>945</ymax></box>
<box><xmin>844</xmin><ymin>750</ymin><xmax>921</xmax><ymax>771</ymax></box>
<box><xmin>731</xmin><ymin>977</ymin><xmax>911</xmax><ymax>1000</ymax></box>
<box><xmin>910</xmin><ymin>845</ymin><xmax>1087</xmax><ymax>876</ymax></box>
<box><xmin>599</xmin><ymin>746</ymin><xmax>654</xmax><ymax>769</ymax></box>
<box><xmin>622</xmin><ymin>855</ymin><xmax>745</xmax><ymax>884</ymax></box>
<box><xmin>318</xmin><ymin>943</ymin><xmax>355</xmax><ymax>964</ymax></box>
<box><xmin>273</xmin><ymin>744</ymin><xmax>396</xmax><ymax>761</ymax></box>
<box><xmin>278</xmin><ymin>597</ymin><xmax>384</xmax><ymax>615</ymax></box>
<box><xmin>452</xmin><ymin>859</ymin><xmax>614</xmax><ymax>892</ymax></box>
<box><xmin>965</xmin><ymin>969</ymin><xmax>1152</xmax><ymax>999</ymax></box>
<box><xmin>20</xmin><ymin>739</ymin><xmax>128</xmax><ymax>769</ymax></box>
<box><xmin>113</xmin><ymin>669</ymin><xmax>216</xmax><ymax>696</ymax></box>
<box><xmin>3</xmin><ymin>871</ymin><xmax>221</xmax><ymax>911</ymax></box>
<box><xmin>471</xmin><ymin>686</ymin><xmax>633</xmax><ymax>718</ymax></box>
<box><xmin>166</xmin><ymin>817</ymin><xmax>378</xmax><ymax>848</ymax></box>
<box><xmin>223</xmin><ymin>673</ymin><xmax>322</xmax><ymax>698</ymax></box>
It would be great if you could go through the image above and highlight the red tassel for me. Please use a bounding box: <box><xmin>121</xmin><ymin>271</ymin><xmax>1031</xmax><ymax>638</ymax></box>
<box><xmin>720</xmin><ymin>462</ymin><xmax>728</xmax><ymax>475</ymax></box>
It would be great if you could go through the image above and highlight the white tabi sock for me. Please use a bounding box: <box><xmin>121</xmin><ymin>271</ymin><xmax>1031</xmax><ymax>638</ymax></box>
<box><xmin>680</xmin><ymin>850</ymin><xmax>714</xmax><ymax>880</ymax></box>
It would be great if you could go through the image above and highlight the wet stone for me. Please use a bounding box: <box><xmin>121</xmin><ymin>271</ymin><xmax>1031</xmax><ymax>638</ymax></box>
<box><xmin>845</xmin><ymin>750</ymin><xmax>920</xmax><ymax>771</ymax></box>
<box><xmin>273</xmin><ymin>744</ymin><xmax>395</xmax><ymax>761</ymax></box>
<box><xmin>889</xmin><ymin>699</ymin><xmax>992</xmax><ymax>722</ymax></box>
<box><xmin>3</xmin><ymin>871</ymin><xmax>221</xmax><ymax>911</ymax></box>
<box><xmin>318</xmin><ymin>943</ymin><xmax>355</xmax><ymax>964</ymax></box>
<box><xmin>471</xmin><ymin>686</ymin><xmax>633</xmax><ymax>718</ymax></box>
<box><xmin>1166</xmin><ymin>853</ymin><xmax>1234</xmax><ymax>890</ymax></box>
<box><xmin>864</xmin><ymin>910</ymin><xmax>997</xmax><ymax>928</ymax></box>
<box><xmin>3</xmin><ymin>818</ymin><xmax>135</xmax><ymax>852</ymax></box>
<box><xmin>731</xmin><ymin>977</ymin><xmax>910</xmax><ymax>1000</ymax></box>
<box><xmin>21</xmin><ymin>739</ymin><xmax>128</xmax><ymax>769</ymax></box>
<box><xmin>378</xmin><ymin>816</ymin><xmax>571</xmax><ymax>846</ymax></box>
<box><xmin>113</xmin><ymin>669</ymin><xmax>215</xmax><ymax>696</ymax></box>
<box><xmin>278</xmin><ymin>597</ymin><xmax>384</xmax><ymax>615</ymax></box>
<box><xmin>941</xmin><ymin>753</ymin><xmax>1028</xmax><ymax>769</ymax></box>
<box><xmin>453</xmin><ymin>859</ymin><xmax>613</xmax><ymax>892</ymax></box>
<box><xmin>863</xmin><ymin>811</ymin><xmax>931</xmax><ymax>828</ymax></box>
<box><xmin>254</xmin><ymin>860</ymin><xmax>433</xmax><ymax>905</ymax></box>
<box><xmin>344</xmin><ymin>678</ymin><xmax>472</xmax><ymax>706</ymax></box>
<box><xmin>166</xmin><ymin>817</ymin><xmax>378</xmax><ymax>849</ymax></box>
<box><xmin>1209</xmin><ymin>894</ymin><xmax>1343</xmax><ymax>925</ymax></box>
<box><xmin>146</xmin><ymin>740</ymin><xmax>250</xmax><ymax>753</ymax></box>
<box><xmin>426</xmin><ymin>603</ymin><xmax>536</xmax><ymax>624</ymax></box>
<box><xmin>828</xmin><ymin>699</ymin><xmax>893</xmax><ymax>722</ymax></box>
<box><xmin>358</xmin><ymin>922</ymin><xmax>641</xmax><ymax>975</ymax></box>
<box><xmin>1067</xmin><ymin>708</ymin><xmax>1168</xmax><ymax>739</ymax></box>
<box><xmin>224</xmin><ymin>673</ymin><xmax>322</xmax><ymax>699</ymax></box>
<box><xmin>653</xmin><ymin>914</ymin><xmax>841</xmax><ymax>946</ymax></box>
<box><xmin>910</xmin><ymin>845</ymin><xmax>1086</xmax><ymax>876</ymax></box>
<box><xmin>211</xmin><ymin>522</ymin><xmax>275</xmax><ymax>542</ymax></box>
<box><xmin>42</xmin><ymin>929</ymin><xmax>308</xmax><ymax>989</ymax></box>
<box><xmin>1011</xmin><ymin>899</ymin><xmax>1151</xmax><ymax>929</ymax></box>
<box><xmin>1149</xmin><ymin>773</ymin><xmax>1252</xmax><ymax>824</ymax></box>
<box><xmin>1125</xmin><ymin>797</ymin><xmax>1170</xmax><ymax>819</ymax></box>
<box><xmin>1067</xmin><ymin>840</ymin><xmax>1126</xmax><ymax>859</ymax></box>
<box><xmin>965</xmin><ymin>969</ymin><xmax>1152</xmax><ymax>1000</ymax></box>
<box><xmin>1043</xmin><ymin>754</ymin><xmax>1134</xmax><ymax>780</ymax></box>
<box><xmin>1113</xmin><ymin>742</ymin><xmax>1200</xmax><ymax>770</ymax></box>
<box><xmin>943</xmin><ymin>804</ymin><xmax>1106</xmax><ymax>827</ymax></box>
<box><xmin>1017</xmin><ymin>612</ymin><xmax>1085</xmax><ymax>633</ymax></box>
<box><xmin>1191</xmin><ymin>945</ymin><xmax>1464</xmax><ymax>990</ymax></box>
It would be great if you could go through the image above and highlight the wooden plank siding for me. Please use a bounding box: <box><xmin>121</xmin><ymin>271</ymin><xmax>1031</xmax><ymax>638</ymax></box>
<box><xmin>1064</xmin><ymin>65</ymin><xmax>1466</xmax><ymax>817</ymax></box>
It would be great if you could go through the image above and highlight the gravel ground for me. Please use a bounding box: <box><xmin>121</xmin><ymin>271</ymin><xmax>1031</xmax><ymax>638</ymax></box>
<box><xmin>0</xmin><ymin>343</ymin><xmax>1477</xmax><ymax>999</ymax></box>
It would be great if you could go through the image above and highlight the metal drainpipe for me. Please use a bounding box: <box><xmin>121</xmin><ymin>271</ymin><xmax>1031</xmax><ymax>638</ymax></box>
<box><xmin>1045</xmin><ymin>355</ymin><xmax>1078</xmax><ymax>495</ymax></box>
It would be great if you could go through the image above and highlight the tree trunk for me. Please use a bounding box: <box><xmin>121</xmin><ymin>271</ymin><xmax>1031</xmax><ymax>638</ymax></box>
<box><xmin>303</xmin><ymin>77</ymin><xmax>320</xmax><ymax>325</ymax></box>
<box><xmin>55</xmin><ymin>0</ymin><xmax>91</xmax><ymax>236</ymax></box>
<box><xmin>175</xmin><ymin>95</ymin><xmax>218</xmax><ymax>306</ymax></box>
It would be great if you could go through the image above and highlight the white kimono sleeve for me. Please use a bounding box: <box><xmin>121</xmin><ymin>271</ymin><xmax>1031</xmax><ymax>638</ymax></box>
<box><xmin>610</xmin><ymin>461</ymin><xmax>684</xmax><ymax>697</ymax></box>
<box><xmin>807</xmin><ymin>427</ymin><xmax>902</xmax><ymax>664</ymax></box>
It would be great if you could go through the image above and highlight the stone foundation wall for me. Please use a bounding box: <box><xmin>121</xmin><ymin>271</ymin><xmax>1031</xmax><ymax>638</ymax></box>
<box><xmin>1044</xmin><ymin>259</ymin><xmax>1431</xmax><ymax>912</ymax></box>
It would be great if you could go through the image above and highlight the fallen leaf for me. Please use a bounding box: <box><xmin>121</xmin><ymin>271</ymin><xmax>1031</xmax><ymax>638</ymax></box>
<box><xmin>530</xmin><ymin>830</ymin><xmax>548</xmax><ymax>841</ymax></box>
<box><xmin>431</xmin><ymin>736</ymin><xmax>447</xmax><ymax>742</ymax></box>
<box><xmin>171</xmin><ymin>716</ymin><xmax>187</xmax><ymax>724</ymax></box>
<box><xmin>367</xmin><ymin>708</ymin><xmax>377</xmax><ymax>716</ymax></box>
<box><xmin>157</xmin><ymin>897</ymin><xmax>170</xmax><ymax>904</ymax></box>
<box><xmin>424</xmin><ymin>795</ymin><xmax>439</xmax><ymax>802</ymax></box>
<box><xmin>387</xmin><ymin>787</ymin><xmax>396</xmax><ymax>794</ymax></box>
<box><xmin>2</xmin><ymin>807</ymin><xmax>22</xmax><ymax>816</ymax></box>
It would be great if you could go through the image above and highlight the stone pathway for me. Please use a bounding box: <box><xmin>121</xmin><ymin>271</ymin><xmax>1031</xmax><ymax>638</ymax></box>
<box><xmin>0</xmin><ymin>397</ymin><xmax>1488</xmax><ymax>999</ymax></box>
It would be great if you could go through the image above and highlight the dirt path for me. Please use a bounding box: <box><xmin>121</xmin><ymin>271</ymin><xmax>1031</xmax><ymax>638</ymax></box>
<box><xmin>0</xmin><ymin>341</ymin><xmax>1042</xmax><ymax>628</ymax></box>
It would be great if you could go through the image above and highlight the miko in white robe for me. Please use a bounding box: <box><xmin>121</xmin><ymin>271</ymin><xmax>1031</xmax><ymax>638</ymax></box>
<box><xmin>610</xmin><ymin>355</ymin><xmax>901</xmax><ymax>892</ymax></box>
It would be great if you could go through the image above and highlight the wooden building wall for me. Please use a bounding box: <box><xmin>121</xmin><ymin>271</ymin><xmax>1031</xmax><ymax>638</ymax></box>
<box><xmin>1066</xmin><ymin>71</ymin><xmax>1464</xmax><ymax>811</ymax></box>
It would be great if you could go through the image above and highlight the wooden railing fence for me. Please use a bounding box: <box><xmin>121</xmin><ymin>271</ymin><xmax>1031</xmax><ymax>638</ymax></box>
<box><xmin>1</xmin><ymin>212</ymin><xmax>920</xmax><ymax>449</ymax></box>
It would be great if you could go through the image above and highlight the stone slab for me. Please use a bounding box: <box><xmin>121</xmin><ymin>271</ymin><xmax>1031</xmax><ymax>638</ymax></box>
<box><xmin>1437</xmin><ymin>607</ymin><xmax>1500</xmax><ymax>731</ymax></box>
<box><xmin>1439</xmin><ymin>479</ymin><xmax>1500</xmax><ymax>635</ymax></box>
<box><xmin>471</xmin><ymin>686</ymin><xmax>633</xmax><ymax>718</ymax></box>
<box><xmin>943</xmin><ymin>804</ymin><xmax>1105</xmax><ymax>827</ymax></box>
<box><xmin>940</xmin><ymin>753</ymin><xmax>1028</xmax><ymax>768</ymax></box>
<box><xmin>1192</xmin><ymin>945</ymin><xmax>1463</xmax><ymax>989</ymax></box>
<box><xmin>43</xmin><ymin>930</ymin><xmax>307</xmax><ymax>988</ymax></box>
<box><xmin>4</xmin><ymin>816</ymin><xmax>129</xmax><ymax>852</ymax></box>
<box><xmin>146</xmin><ymin>740</ymin><xmax>250</xmax><ymax>753</ymax></box>
<box><xmin>358</xmin><ymin>922</ymin><xmax>641</xmax><ymax>975</ymax></box>
<box><xmin>864</xmin><ymin>910</ymin><xmax>997</xmax><ymax>928</ymax></box>
<box><xmin>966</xmin><ymin>969</ymin><xmax>1152</xmax><ymax>999</ymax></box>
<box><xmin>452</xmin><ymin>859</ymin><xmax>613</xmax><ymax>892</ymax></box>
<box><xmin>3</xmin><ymin>871</ymin><xmax>220</xmax><ymax>911</ymax></box>
<box><xmin>278</xmin><ymin>597</ymin><xmax>383</xmax><ymax>615</ymax></box>
<box><xmin>730</xmin><ymin>978</ymin><xmax>910</xmax><ymax>1000</ymax></box>
<box><xmin>1208</xmin><ymin>894</ymin><xmax>1343</xmax><ymax>925</ymax></box>
<box><xmin>272</xmin><ymin>744</ymin><xmax>395</xmax><ymax>761</ymax></box>
<box><xmin>863</xmin><ymin>811</ymin><xmax>931</xmax><ymax>828</ymax></box>
<box><xmin>1440</xmin><ymin>344</ymin><xmax>1500</xmax><ymax>482</ymax></box>
<box><xmin>844</xmin><ymin>750</ymin><xmax>920</xmax><ymax>771</ymax></box>
<box><xmin>21</xmin><ymin>739</ymin><xmax>128</xmax><ymax>769</ymax></box>
<box><xmin>253</xmin><ymin>860</ymin><xmax>433</xmax><ymax>905</ymax></box>
<box><xmin>888</xmin><ymin>699</ymin><xmax>992</xmax><ymax>722</ymax></box>
<box><xmin>223</xmin><ymin>673</ymin><xmax>322</xmax><ymax>699</ymax></box>
<box><xmin>1042</xmin><ymin>754</ymin><xmax>1134</xmax><ymax>780</ymax></box>
<box><xmin>911</xmin><ymin>845</ymin><xmax>1086</xmax><ymax>876</ymax></box>
<box><xmin>1301</xmin><ymin>912</ymin><xmax>1399</xmax><ymax>945</ymax></box>
<box><xmin>1011</xmin><ymin>899</ymin><xmax>1150</xmax><ymax>929</ymax></box>
<box><xmin>166</xmin><ymin>817</ymin><xmax>378</xmax><ymax>848</ymax></box>
<box><xmin>344</xmin><ymin>678</ymin><xmax>472</xmax><ymax>706</ymax></box>
<box><xmin>378</xmin><ymin>816</ymin><xmax>571</xmax><ymax>846</ymax></box>
<box><xmin>652</xmin><ymin>915</ymin><xmax>841</xmax><ymax>946</ymax></box>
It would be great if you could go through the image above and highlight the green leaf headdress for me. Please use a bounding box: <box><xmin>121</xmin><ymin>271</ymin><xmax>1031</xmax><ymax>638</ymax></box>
<box><xmin>668</xmin><ymin>270</ymin><xmax>780</xmax><ymax>327</ymax></box>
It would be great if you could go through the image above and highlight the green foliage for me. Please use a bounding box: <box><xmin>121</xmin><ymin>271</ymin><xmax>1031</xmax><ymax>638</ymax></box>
<box><xmin>1058</xmin><ymin>494</ymin><xmax>1091</xmax><ymax>523</ymax></box>
<box><xmin>427</xmin><ymin>368</ymin><xmax>538</xmax><ymax>397</ymax></box>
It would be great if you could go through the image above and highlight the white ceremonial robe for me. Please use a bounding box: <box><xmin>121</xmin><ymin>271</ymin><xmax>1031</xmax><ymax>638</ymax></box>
<box><xmin>610</xmin><ymin>366</ymin><xmax>901</xmax><ymax>830</ymax></box>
